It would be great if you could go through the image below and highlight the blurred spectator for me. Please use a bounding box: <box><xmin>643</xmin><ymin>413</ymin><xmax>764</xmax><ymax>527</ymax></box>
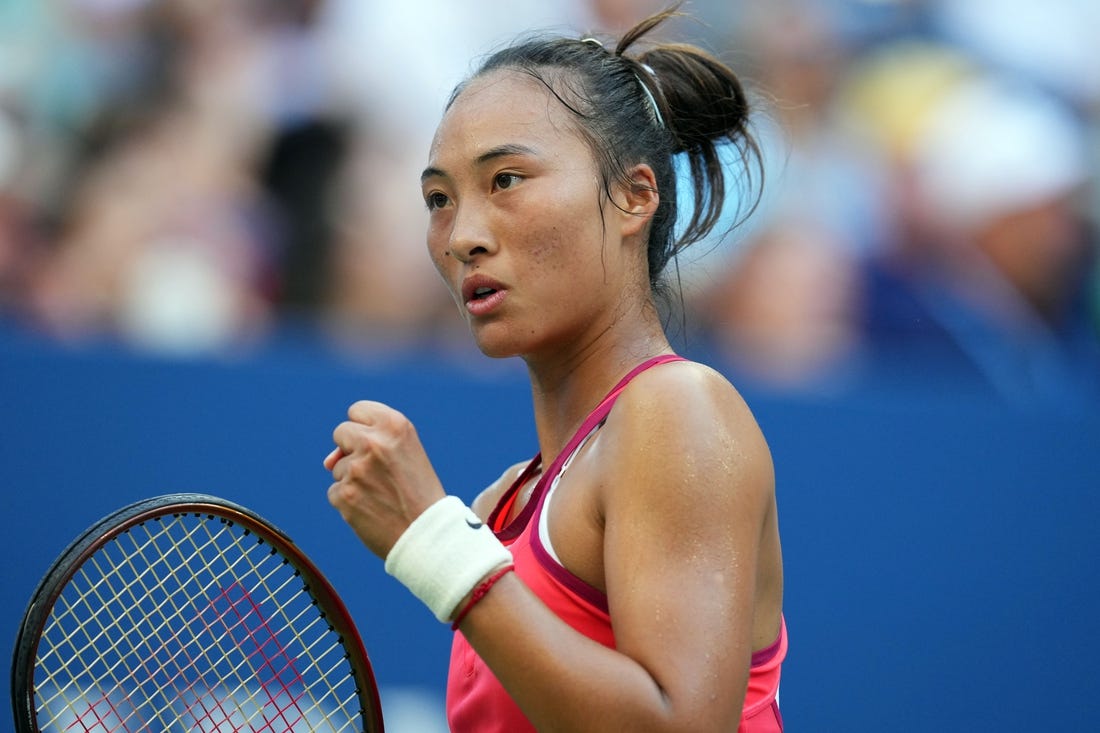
<box><xmin>930</xmin><ymin>0</ymin><xmax>1100</xmax><ymax>110</ymax></box>
<box><xmin>317</xmin><ymin>127</ymin><xmax>462</xmax><ymax>355</ymax></box>
<box><xmin>15</xmin><ymin>1</ymin><xmax>287</xmax><ymax>353</ymax></box>
<box><xmin>856</xmin><ymin>72</ymin><xmax>1099</xmax><ymax>405</ymax></box>
<box><xmin>0</xmin><ymin>106</ymin><xmax>36</xmax><ymax>312</ymax></box>
<box><xmin>684</xmin><ymin>0</ymin><xmax>885</xmax><ymax>392</ymax></box>
<box><xmin>2</xmin><ymin>0</ymin><xmax>365</xmax><ymax>354</ymax></box>
<box><xmin>695</xmin><ymin>221</ymin><xmax>861</xmax><ymax>392</ymax></box>
<box><xmin>26</xmin><ymin>96</ymin><xmax>276</xmax><ymax>353</ymax></box>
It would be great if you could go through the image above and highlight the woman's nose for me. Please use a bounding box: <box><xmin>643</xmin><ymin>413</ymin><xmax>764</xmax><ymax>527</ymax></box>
<box><xmin>448</xmin><ymin>203</ymin><xmax>494</xmax><ymax>262</ymax></box>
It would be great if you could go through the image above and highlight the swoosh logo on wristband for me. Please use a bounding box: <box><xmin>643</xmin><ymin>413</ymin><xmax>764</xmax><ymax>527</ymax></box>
<box><xmin>466</xmin><ymin>519</ymin><xmax>484</xmax><ymax>530</ymax></box>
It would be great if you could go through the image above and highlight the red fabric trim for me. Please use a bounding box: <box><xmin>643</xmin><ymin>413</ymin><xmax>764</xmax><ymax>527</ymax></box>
<box><xmin>451</xmin><ymin>565</ymin><xmax>515</xmax><ymax>630</ymax></box>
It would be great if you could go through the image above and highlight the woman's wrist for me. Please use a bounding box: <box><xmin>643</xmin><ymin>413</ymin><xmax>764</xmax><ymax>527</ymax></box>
<box><xmin>384</xmin><ymin>495</ymin><xmax>513</xmax><ymax>622</ymax></box>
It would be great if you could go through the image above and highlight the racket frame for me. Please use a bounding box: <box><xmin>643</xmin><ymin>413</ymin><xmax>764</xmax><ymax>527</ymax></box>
<box><xmin>10</xmin><ymin>493</ymin><xmax>384</xmax><ymax>733</ymax></box>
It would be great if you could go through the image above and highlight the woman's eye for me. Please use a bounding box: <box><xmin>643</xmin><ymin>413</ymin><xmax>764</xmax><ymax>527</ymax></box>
<box><xmin>425</xmin><ymin>191</ymin><xmax>449</xmax><ymax>211</ymax></box>
<box><xmin>494</xmin><ymin>173</ymin><xmax>520</xmax><ymax>191</ymax></box>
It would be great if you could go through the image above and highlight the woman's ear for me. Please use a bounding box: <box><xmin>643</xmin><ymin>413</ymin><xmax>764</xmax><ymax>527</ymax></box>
<box><xmin>614</xmin><ymin>163</ymin><xmax>660</xmax><ymax>238</ymax></box>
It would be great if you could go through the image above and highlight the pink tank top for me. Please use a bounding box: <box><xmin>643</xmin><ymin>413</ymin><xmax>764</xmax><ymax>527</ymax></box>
<box><xmin>446</xmin><ymin>355</ymin><xmax>786</xmax><ymax>732</ymax></box>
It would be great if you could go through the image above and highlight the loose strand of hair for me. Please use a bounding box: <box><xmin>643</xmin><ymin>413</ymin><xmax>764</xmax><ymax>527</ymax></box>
<box><xmin>613</xmin><ymin>2</ymin><xmax>686</xmax><ymax>57</ymax></box>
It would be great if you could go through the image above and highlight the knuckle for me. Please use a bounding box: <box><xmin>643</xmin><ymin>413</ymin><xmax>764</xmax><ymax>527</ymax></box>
<box><xmin>349</xmin><ymin>400</ymin><xmax>387</xmax><ymax>424</ymax></box>
<box><xmin>333</xmin><ymin>420</ymin><xmax>354</xmax><ymax>442</ymax></box>
<box><xmin>327</xmin><ymin>480</ymin><xmax>359</xmax><ymax>508</ymax></box>
<box><xmin>337</xmin><ymin>482</ymin><xmax>359</xmax><ymax>504</ymax></box>
<box><xmin>345</xmin><ymin>455</ymin><xmax>372</xmax><ymax>483</ymax></box>
<box><xmin>349</xmin><ymin>400</ymin><xmax>411</xmax><ymax>431</ymax></box>
<box><xmin>326</xmin><ymin>482</ymin><xmax>344</xmax><ymax>507</ymax></box>
<box><xmin>398</xmin><ymin>415</ymin><xmax>418</xmax><ymax>439</ymax></box>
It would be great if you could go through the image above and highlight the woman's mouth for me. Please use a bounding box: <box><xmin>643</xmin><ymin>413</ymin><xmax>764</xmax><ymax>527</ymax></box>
<box><xmin>472</xmin><ymin>286</ymin><xmax>496</xmax><ymax>300</ymax></box>
<box><xmin>462</xmin><ymin>276</ymin><xmax>508</xmax><ymax>316</ymax></box>
<box><xmin>466</xmin><ymin>288</ymin><xmax>507</xmax><ymax>316</ymax></box>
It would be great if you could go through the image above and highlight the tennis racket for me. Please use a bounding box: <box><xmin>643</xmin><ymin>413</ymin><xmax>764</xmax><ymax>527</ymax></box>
<box><xmin>11</xmin><ymin>493</ymin><xmax>384</xmax><ymax>733</ymax></box>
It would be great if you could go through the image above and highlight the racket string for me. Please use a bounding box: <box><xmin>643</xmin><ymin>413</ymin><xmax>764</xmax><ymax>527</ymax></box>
<box><xmin>131</xmin><ymin>518</ymin><xmax>326</xmax><ymax>731</ymax></box>
<box><xmin>192</xmin><ymin>520</ymin><xmax>363</xmax><ymax>730</ymax></box>
<box><xmin>38</xmin><ymin>520</ymin><xmax>232</xmax><ymax>732</ymax></box>
<box><xmin>47</xmin><ymin>519</ymin><xmax>264</xmax><ymax>731</ymax></box>
<box><xmin>33</xmin><ymin>514</ymin><xmax>364</xmax><ymax>732</ymax></box>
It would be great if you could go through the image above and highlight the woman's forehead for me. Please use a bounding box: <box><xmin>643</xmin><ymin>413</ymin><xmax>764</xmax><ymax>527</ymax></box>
<box><xmin>428</xmin><ymin>69</ymin><xmax>583</xmax><ymax>167</ymax></box>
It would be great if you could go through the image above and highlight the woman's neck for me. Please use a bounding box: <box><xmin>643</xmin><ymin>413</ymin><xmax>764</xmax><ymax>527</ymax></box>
<box><xmin>523</xmin><ymin>322</ymin><xmax>671</xmax><ymax>467</ymax></box>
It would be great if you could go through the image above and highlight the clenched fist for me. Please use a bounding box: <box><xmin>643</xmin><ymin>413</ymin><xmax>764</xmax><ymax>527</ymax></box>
<box><xmin>324</xmin><ymin>401</ymin><xmax>447</xmax><ymax>559</ymax></box>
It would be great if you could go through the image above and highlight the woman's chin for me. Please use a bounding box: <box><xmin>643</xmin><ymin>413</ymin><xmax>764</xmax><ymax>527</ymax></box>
<box><xmin>469</xmin><ymin>328</ymin><xmax>519</xmax><ymax>360</ymax></box>
<box><xmin>473</xmin><ymin>341</ymin><xmax>520</xmax><ymax>360</ymax></box>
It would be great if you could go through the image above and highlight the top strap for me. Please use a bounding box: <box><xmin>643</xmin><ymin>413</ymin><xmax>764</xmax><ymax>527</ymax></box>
<box><xmin>489</xmin><ymin>354</ymin><xmax>686</xmax><ymax>538</ymax></box>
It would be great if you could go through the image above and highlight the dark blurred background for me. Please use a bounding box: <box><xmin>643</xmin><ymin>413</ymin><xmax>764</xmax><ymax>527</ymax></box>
<box><xmin>2</xmin><ymin>1</ymin><xmax>1098</xmax><ymax>731</ymax></box>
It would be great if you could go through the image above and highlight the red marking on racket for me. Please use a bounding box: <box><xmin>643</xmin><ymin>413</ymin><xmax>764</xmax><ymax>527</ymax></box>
<box><xmin>183</xmin><ymin>583</ymin><xmax>307</xmax><ymax>732</ymax></box>
<box><xmin>69</xmin><ymin>692</ymin><xmax>129</xmax><ymax>732</ymax></box>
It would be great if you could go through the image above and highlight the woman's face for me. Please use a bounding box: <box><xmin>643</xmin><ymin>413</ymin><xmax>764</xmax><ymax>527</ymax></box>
<box><xmin>421</xmin><ymin>69</ymin><xmax>644</xmax><ymax>360</ymax></box>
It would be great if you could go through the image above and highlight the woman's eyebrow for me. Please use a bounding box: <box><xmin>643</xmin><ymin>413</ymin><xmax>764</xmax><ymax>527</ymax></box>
<box><xmin>420</xmin><ymin>166</ymin><xmax>445</xmax><ymax>184</ymax></box>
<box><xmin>422</xmin><ymin>143</ymin><xmax>539</xmax><ymax>184</ymax></box>
<box><xmin>475</xmin><ymin>143</ymin><xmax>537</xmax><ymax>166</ymax></box>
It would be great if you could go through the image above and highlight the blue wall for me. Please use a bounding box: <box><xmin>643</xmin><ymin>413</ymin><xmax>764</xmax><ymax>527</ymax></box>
<box><xmin>3</xmin><ymin>330</ymin><xmax>1098</xmax><ymax>732</ymax></box>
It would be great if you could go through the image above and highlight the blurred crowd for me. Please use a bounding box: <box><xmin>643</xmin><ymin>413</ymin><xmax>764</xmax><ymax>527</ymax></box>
<box><xmin>0</xmin><ymin>0</ymin><xmax>1097</xmax><ymax>407</ymax></box>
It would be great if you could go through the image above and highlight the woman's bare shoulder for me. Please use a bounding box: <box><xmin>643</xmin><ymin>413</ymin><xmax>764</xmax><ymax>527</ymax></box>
<box><xmin>617</xmin><ymin>359</ymin><xmax>762</xmax><ymax>431</ymax></box>
<box><xmin>600</xmin><ymin>359</ymin><xmax>773</xmax><ymax>499</ymax></box>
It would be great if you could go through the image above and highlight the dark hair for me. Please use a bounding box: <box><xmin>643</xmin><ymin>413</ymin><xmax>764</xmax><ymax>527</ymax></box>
<box><xmin>446</xmin><ymin>3</ymin><xmax>763</xmax><ymax>302</ymax></box>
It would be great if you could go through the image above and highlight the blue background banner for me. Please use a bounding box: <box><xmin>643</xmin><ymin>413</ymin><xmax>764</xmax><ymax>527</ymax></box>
<box><xmin>3</xmin><ymin>331</ymin><xmax>1098</xmax><ymax>732</ymax></box>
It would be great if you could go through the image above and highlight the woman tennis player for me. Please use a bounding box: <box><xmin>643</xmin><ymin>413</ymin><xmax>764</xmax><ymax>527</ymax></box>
<box><xmin>325</xmin><ymin>5</ymin><xmax>786</xmax><ymax>731</ymax></box>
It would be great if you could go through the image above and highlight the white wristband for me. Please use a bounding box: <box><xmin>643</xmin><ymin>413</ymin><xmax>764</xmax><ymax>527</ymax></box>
<box><xmin>384</xmin><ymin>496</ymin><xmax>513</xmax><ymax>622</ymax></box>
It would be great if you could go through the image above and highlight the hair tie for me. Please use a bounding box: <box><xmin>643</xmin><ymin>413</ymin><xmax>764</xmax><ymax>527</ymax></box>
<box><xmin>635</xmin><ymin>63</ymin><xmax>666</xmax><ymax>129</ymax></box>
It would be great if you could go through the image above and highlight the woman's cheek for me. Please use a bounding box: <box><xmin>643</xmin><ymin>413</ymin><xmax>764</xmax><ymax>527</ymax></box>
<box><xmin>426</xmin><ymin>227</ymin><xmax>453</xmax><ymax>274</ymax></box>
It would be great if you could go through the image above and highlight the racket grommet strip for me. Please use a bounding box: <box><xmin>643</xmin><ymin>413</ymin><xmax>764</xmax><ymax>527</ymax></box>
<box><xmin>384</xmin><ymin>495</ymin><xmax>513</xmax><ymax>622</ymax></box>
